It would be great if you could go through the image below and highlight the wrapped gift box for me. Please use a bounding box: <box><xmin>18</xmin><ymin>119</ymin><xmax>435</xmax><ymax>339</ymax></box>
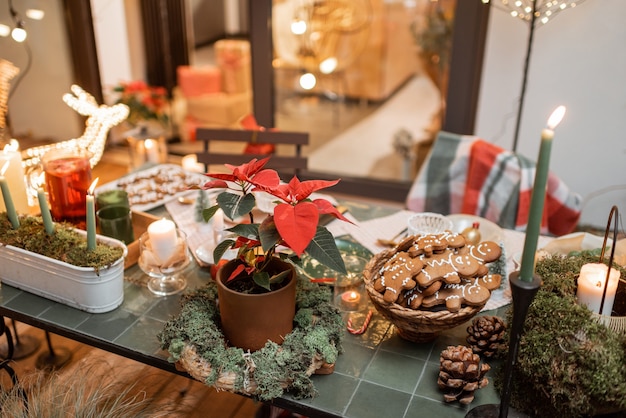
<box><xmin>177</xmin><ymin>65</ymin><xmax>222</xmax><ymax>97</ymax></box>
<box><xmin>186</xmin><ymin>92</ymin><xmax>252</xmax><ymax>126</ymax></box>
<box><xmin>214</xmin><ymin>39</ymin><xmax>252</xmax><ymax>94</ymax></box>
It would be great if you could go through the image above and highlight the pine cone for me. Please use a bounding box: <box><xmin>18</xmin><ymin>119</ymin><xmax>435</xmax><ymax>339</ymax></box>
<box><xmin>466</xmin><ymin>315</ymin><xmax>506</xmax><ymax>358</ymax></box>
<box><xmin>438</xmin><ymin>345</ymin><xmax>490</xmax><ymax>404</ymax></box>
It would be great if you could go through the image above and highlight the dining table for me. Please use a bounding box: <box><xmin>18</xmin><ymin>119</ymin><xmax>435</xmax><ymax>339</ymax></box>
<box><xmin>0</xmin><ymin>169</ymin><xmax>548</xmax><ymax>418</ymax></box>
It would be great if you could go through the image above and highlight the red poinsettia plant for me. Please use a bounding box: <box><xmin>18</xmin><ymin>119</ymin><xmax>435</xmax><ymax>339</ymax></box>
<box><xmin>202</xmin><ymin>157</ymin><xmax>351</xmax><ymax>293</ymax></box>
<box><xmin>112</xmin><ymin>80</ymin><xmax>169</xmax><ymax>127</ymax></box>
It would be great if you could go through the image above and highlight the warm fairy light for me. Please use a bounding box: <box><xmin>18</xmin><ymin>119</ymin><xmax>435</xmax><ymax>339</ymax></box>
<box><xmin>21</xmin><ymin>84</ymin><xmax>129</xmax><ymax>171</ymax></box>
<box><xmin>291</xmin><ymin>19</ymin><xmax>307</xmax><ymax>35</ymax></box>
<box><xmin>11</xmin><ymin>26</ymin><xmax>26</xmax><ymax>43</ymax></box>
<box><xmin>88</xmin><ymin>178</ymin><xmax>99</xmax><ymax>195</ymax></box>
<box><xmin>299</xmin><ymin>73</ymin><xmax>316</xmax><ymax>90</ymax></box>
<box><xmin>484</xmin><ymin>0</ymin><xmax>586</xmax><ymax>25</ymax></box>
<box><xmin>25</xmin><ymin>9</ymin><xmax>45</xmax><ymax>20</ymax></box>
<box><xmin>319</xmin><ymin>57</ymin><xmax>338</xmax><ymax>74</ymax></box>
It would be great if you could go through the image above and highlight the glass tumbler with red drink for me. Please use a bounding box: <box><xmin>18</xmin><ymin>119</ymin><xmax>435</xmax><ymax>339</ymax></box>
<box><xmin>42</xmin><ymin>148</ymin><xmax>93</xmax><ymax>226</ymax></box>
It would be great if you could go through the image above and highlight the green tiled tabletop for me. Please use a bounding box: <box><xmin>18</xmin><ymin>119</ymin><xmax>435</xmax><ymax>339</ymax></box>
<box><xmin>0</xmin><ymin>199</ymin><xmax>508</xmax><ymax>418</ymax></box>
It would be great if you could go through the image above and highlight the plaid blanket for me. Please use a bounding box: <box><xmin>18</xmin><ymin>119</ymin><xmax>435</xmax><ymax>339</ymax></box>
<box><xmin>406</xmin><ymin>131</ymin><xmax>582</xmax><ymax>235</ymax></box>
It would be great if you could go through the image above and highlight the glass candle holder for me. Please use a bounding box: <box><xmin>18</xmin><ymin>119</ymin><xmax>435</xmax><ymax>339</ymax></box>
<box><xmin>333</xmin><ymin>255</ymin><xmax>369</xmax><ymax>312</ymax></box>
<box><xmin>138</xmin><ymin>229</ymin><xmax>191</xmax><ymax>296</ymax></box>
<box><xmin>126</xmin><ymin>126</ymin><xmax>168</xmax><ymax>170</ymax></box>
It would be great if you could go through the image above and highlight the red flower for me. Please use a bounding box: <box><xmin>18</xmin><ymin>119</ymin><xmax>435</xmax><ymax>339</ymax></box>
<box><xmin>202</xmin><ymin>157</ymin><xmax>350</xmax><ymax>291</ymax></box>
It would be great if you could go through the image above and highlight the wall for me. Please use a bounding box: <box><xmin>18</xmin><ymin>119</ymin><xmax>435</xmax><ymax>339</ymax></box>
<box><xmin>91</xmin><ymin>0</ymin><xmax>144</xmax><ymax>103</ymax></box>
<box><xmin>475</xmin><ymin>0</ymin><xmax>626</xmax><ymax>228</ymax></box>
<box><xmin>2</xmin><ymin>0</ymin><xmax>81</xmax><ymax>142</ymax></box>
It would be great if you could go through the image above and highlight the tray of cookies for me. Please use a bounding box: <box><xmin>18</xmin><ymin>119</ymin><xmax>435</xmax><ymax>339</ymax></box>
<box><xmin>96</xmin><ymin>164</ymin><xmax>208</xmax><ymax>212</ymax></box>
<box><xmin>363</xmin><ymin>231</ymin><xmax>503</xmax><ymax>343</ymax></box>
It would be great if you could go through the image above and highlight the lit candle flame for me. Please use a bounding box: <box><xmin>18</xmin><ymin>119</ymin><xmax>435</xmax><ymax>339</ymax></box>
<box><xmin>547</xmin><ymin>105</ymin><xmax>566</xmax><ymax>130</ymax></box>
<box><xmin>0</xmin><ymin>161</ymin><xmax>9</xmax><ymax>176</ymax></box>
<box><xmin>88</xmin><ymin>177</ymin><xmax>99</xmax><ymax>195</ymax></box>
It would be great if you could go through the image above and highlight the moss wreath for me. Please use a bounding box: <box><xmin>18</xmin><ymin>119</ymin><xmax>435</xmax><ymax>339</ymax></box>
<box><xmin>496</xmin><ymin>252</ymin><xmax>626</xmax><ymax>417</ymax></box>
<box><xmin>158</xmin><ymin>276</ymin><xmax>344</xmax><ymax>402</ymax></box>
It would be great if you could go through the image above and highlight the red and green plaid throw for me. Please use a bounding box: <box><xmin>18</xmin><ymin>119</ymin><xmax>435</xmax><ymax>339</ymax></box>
<box><xmin>406</xmin><ymin>131</ymin><xmax>582</xmax><ymax>235</ymax></box>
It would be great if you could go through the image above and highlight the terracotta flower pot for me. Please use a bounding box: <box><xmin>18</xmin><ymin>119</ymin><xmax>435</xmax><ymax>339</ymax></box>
<box><xmin>216</xmin><ymin>258</ymin><xmax>297</xmax><ymax>352</ymax></box>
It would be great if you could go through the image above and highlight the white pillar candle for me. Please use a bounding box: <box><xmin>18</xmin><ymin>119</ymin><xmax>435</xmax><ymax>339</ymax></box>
<box><xmin>147</xmin><ymin>218</ymin><xmax>178</xmax><ymax>263</ymax></box>
<box><xmin>0</xmin><ymin>144</ymin><xmax>29</xmax><ymax>214</ymax></box>
<box><xmin>576</xmin><ymin>263</ymin><xmax>621</xmax><ymax>315</ymax></box>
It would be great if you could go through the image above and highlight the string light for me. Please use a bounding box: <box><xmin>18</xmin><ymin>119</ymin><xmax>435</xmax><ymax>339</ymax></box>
<box><xmin>483</xmin><ymin>0</ymin><xmax>585</xmax><ymax>152</ymax></box>
<box><xmin>0</xmin><ymin>60</ymin><xmax>19</xmax><ymax>138</ymax></box>
<box><xmin>484</xmin><ymin>0</ymin><xmax>585</xmax><ymax>26</ymax></box>
<box><xmin>8</xmin><ymin>0</ymin><xmax>27</xmax><ymax>42</ymax></box>
<box><xmin>22</xmin><ymin>85</ymin><xmax>129</xmax><ymax>172</ymax></box>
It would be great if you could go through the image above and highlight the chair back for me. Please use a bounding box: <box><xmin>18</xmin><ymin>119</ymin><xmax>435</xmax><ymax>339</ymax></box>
<box><xmin>406</xmin><ymin>130</ymin><xmax>582</xmax><ymax>235</ymax></box>
<box><xmin>195</xmin><ymin>128</ymin><xmax>309</xmax><ymax>176</ymax></box>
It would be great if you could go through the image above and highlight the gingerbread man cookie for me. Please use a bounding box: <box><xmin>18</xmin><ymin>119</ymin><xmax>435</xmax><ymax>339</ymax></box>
<box><xmin>374</xmin><ymin>251</ymin><xmax>423</xmax><ymax>303</ymax></box>
<box><xmin>408</xmin><ymin>231</ymin><xmax>466</xmax><ymax>258</ymax></box>
<box><xmin>457</xmin><ymin>242</ymin><xmax>502</xmax><ymax>276</ymax></box>
<box><xmin>472</xmin><ymin>273</ymin><xmax>502</xmax><ymax>291</ymax></box>
<box><xmin>421</xmin><ymin>280</ymin><xmax>492</xmax><ymax>312</ymax></box>
<box><xmin>401</xmin><ymin>281</ymin><xmax>442</xmax><ymax>309</ymax></box>
<box><xmin>416</xmin><ymin>250</ymin><xmax>480</xmax><ymax>288</ymax></box>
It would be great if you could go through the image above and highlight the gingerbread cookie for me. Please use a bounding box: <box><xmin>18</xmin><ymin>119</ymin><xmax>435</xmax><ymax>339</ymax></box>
<box><xmin>421</xmin><ymin>280</ymin><xmax>493</xmax><ymax>312</ymax></box>
<box><xmin>401</xmin><ymin>281</ymin><xmax>442</xmax><ymax>309</ymax></box>
<box><xmin>457</xmin><ymin>242</ymin><xmax>502</xmax><ymax>277</ymax></box>
<box><xmin>408</xmin><ymin>231</ymin><xmax>466</xmax><ymax>258</ymax></box>
<box><xmin>416</xmin><ymin>250</ymin><xmax>480</xmax><ymax>287</ymax></box>
<box><xmin>374</xmin><ymin>251</ymin><xmax>423</xmax><ymax>303</ymax></box>
<box><xmin>472</xmin><ymin>273</ymin><xmax>502</xmax><ymax>291</ymax></box>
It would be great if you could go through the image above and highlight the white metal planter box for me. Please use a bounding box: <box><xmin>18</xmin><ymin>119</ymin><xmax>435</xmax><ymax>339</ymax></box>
<box><xmin>0</xmin><ymin>231</ymin><xmax>127</xmax><ymax>313</ymax></box>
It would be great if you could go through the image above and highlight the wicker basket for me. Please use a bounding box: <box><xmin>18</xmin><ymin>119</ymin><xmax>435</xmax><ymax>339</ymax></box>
<box><xmin>363</xmin><ymin>250</ymin><xmax>484</xmax><ymax>343</ymax></box>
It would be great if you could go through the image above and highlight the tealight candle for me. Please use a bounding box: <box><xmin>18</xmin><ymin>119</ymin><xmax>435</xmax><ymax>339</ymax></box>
<box><xmin>147</xmin><ymin>218</ymin><xmax>178</xmax><ymax>263</ymax></box>
<box><xmin>0</xmin><ymin>161</ymin><xmax>19</xmax><ymax>229</ymax></box>
<box><xmin>181</xmin><ymin>154</ymin><xmax>205</xmax><ymax>173</ymax></box>
<box><xmin>341</xmin><ymin>291</ymin><xmax>361</xmax><ymax>310</ymax></box>
<box><xmin>37</xmin><ymin>188</ymin><xmax>55</xmax><ymax>235</ymax></box>
<box><xmin>86</xmin><ymin>178</ymin><xmax>99</xmax><ymax>250</ymax></box>
<box><xmin>576</xmin><ymin>263</ymin><xmax>620</xmax><ymax>315</ymax></box>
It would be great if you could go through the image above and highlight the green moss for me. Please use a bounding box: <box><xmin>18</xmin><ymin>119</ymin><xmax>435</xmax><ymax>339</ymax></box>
<box><xmin>0</xmin><ymin>212</ymin><xmax>124</xmax><ymax>269</ymax></box>
<box><xmin>158</xmin><ymin>277</ymin><xmax>343</xmax><ymax>401</ymax></box>
<box><xmin>496</xmin><ymin>252</ymin><xmax>626</xmax><ymax>417</ymax></box>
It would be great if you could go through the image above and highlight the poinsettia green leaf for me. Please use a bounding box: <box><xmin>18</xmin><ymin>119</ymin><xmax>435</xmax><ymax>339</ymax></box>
<box><xmin>305</xmin><ymin>226</ymin><xmax>347</xmax><ymax>274</ymax></box>
<box><xmin>253</xmin><ymin>271</ymin><xmax>271</xmax><ymax>291</ymax></box>
<box><xmin>269</xmin><ymin>269</ymin><xmax>290</xmax><ymax>285</ymax></box>
<box><xmin>227</xmin><ymin>223</ymin><xmax>259</xmax><ymax>240</ymax></box>
<box><xmin>259</xmin><ymin>216</ymin><xmax>281</xmax><ymax>252</ymax></box>
<box><xmin>213</xmin><ymin>238</ymin><xmax>236</xmax><ymax>263</ymax></box>
<box><xmin>202</xmin><ymin>205</ymin><xmax>220</xmax><ymax>222</ymax></box>
<box><xmin>217</xmin><ymin>192</ymin><xmax>255</xmax><ymax>220</ymax></box>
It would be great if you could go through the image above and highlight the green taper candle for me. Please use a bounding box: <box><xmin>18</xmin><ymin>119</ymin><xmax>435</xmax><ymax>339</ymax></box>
<box><xmin>519</xmin><ymin>106</ymin><xmax>566</xmax><ymax>282</ymax></box>
<box><xmin>0</xmin><ymin>161</ymin><xmax>19</xmax><ymax>229</ymax></box>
